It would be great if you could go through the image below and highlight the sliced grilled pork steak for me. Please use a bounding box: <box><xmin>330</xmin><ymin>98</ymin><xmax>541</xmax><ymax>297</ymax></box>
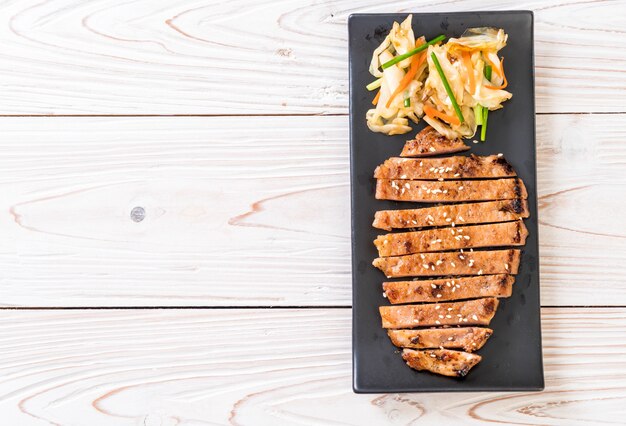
<box><xmin>379</xmin><ymin>297</ymin><xmax>499</xmax><ymax>328</ymax></box>
<box><xmin>388</xmin><ymin>327</ymin><xmax>492</xmax><ymax>352</ymax></box>
<box><xmin>373</xmin><ymin>249</ymin><xmax>521</xmax><ymax>278</ymax></box>
<box><xmin>374</xmin><ymin>155</ymin><xmax>516</xmax><ymax>180</ymax></box>
<box><xmin>372</xmin><ymin>199</ymin><xmax>529</xmax><ymax>231</ymax></box>
<box><xmin>374</xmin><ymin>221</ymin><xmax>528</xmax><ymax>257</ymax></box>
<box><xmin>400</xmin><ymin>126</ymin><xmax>470</xmax><ymax>157</ymax></box>
<box><xmin>383</xmin><ymin>274</ymin><xmax>515</xmax><ymax>304</ymax></box>
<box><xmin>376</xmin><ymin>178</ymin><xmax>527</xmax><ymax>202</ymax></box>
<box><xmin>402</xmin><ymin>349</ymin><xmax>482</xmax><ymax>377</ymax></box>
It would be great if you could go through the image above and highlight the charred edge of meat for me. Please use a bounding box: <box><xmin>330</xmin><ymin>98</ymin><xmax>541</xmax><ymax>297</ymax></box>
<box><xmin>499</xmin><ymin>275</ymin><xmax>510</xmax><ymax>289</ymax></box>
<box><xmin>513</xmin><ymin>222</ymin><xmax>522</xmax><ymax>243</ymax></box>
<box><xmin>455</xmin><ymin>367</ymin><xmax>471</xmax><ymax>377</ymax></box>
<box><xmin>500</xmin><ymin>199</ymin><xmax>524</xmax><ymax>214</ymax></box>
<box><xmin>410</xmin><ymin>336</ymin><xmax>421</xmax><ymax>344</ymax></box>
<box><xmin>507</xmin><ymin>250</ymin><xmax>515</xmax><ymax>263</ymax></box>
<box><xmin>492</xmin><ymin>156</ymin><xmax>514</xmax><ymax>174</ymax></box>
<box><xmin>513</xmin><ymin>180</ymin><xmax>523</xmax><ymax>198</ymax></box>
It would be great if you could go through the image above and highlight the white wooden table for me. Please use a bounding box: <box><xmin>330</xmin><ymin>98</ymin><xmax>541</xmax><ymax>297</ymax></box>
<box><xmin>1</xmin><ymin>1</ymin><xmax>625</xmax><ymax>424</ymax></box>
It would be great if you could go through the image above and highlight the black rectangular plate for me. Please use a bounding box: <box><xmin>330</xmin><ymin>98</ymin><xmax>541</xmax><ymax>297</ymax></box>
<box><xmin>349</xmin><ymin>11</ymin><xmax>544</xmax><ymax>393</ymax></box>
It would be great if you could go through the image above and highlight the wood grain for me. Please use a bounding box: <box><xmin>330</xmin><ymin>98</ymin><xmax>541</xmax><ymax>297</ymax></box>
<box><xmin>0</xmin><ymin>0</ymin><xmax>624</xmax><ymax>115</ymax></box>
<box><xmin>0</xmin><ymin>308</ymin><xmax>622</xmax><ymax>425</ymax></box>
<box><xmin>0</xmin><ymin>114</ymin><xmax>624</xmax><ymax>307</ymax></box>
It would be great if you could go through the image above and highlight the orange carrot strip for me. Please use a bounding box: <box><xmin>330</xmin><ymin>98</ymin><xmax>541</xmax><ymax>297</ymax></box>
<box><xmin>385</xmin><ymin>38</ymin><xmax>426</xmax><ymax>108</ymax></box>
<box><xmin>372</xmin><ymin>90</ymin><xmax>381</xmax><ymax>105</ymax></box>
<box><xmin>462</xmin><ymin>51</ymin><xmax>475</xmax><ymax>94</ymax></box>
<box><xmin>423</xmin><ymin>104</ymin><xmax>461</xmax><ymax>126</ymax></box>
<box><xmin>485</xmin><ymin>58</ymin><xmax>508</xmax><ymax>90</ymax></box>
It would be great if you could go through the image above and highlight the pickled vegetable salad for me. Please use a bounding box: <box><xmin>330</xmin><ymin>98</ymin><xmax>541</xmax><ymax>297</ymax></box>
<box><xmin>366</xmin><ymin>16</ymin><xmax>511</xmax><ymax>141</ymax></box>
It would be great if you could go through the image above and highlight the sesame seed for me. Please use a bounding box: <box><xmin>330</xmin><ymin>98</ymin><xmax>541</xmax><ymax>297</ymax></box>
<box><xmin>469</xmin><ymin>260</ymin><xmax>475</xmax><ymax>267</ymax></box>
<box><xmin>439</xmin><ymin>315</ymin><xmax>444</xmax><ymax>319</ymax></box>
<box><xmin>472</xmin><ymin>139</ymin><xmax>479</xmax><ymax>144</ymax></box>
<box><xmin>445</xmin><ymin>167</ymin><xmax>453</xmax><ymax>172</ymax></box>
<box><xmin>456</xmin><ymin>284</ymin><xmax>461</xmax><ymax>289</ymax></box>
<box><xmin>451</xmin><ymin>287</ymin><xmax>456</xmax><ymax>293</ymax></box>
<box><xmin>472</xmin><ymin>342</ymin><xmax>477</xmax><ymax>346</ymax></box>
<box><xmin>448</xmin><ymin>337</ymin><xmax>454</xmax><ymax>341</ymax></box>
<box><xmin>446</xmin><ymin>282</ymin><xmax>451</xmax><ymax>287</ymax></box>
<box><xmin>431</xmin><ymin>265</ymin><xmax>435</xmax><ymax>271</ymax></box>
<box><xmin>446</xmin><ymin>218</ymin><xmax>452</xmax><ymax>222</ymax></box>
<box><xmin>443</xmin><ymin>190</ymin><xmax>448</xmax><ymax>194</ymax></box>
<box><xmin>435</xmin><ymin>320</ymin><xmax>441</xmax><ymax>324</ymax></box>
<box><xmin>464</xmin><ymin>235</ymin><xmax>470</xmax><ymax>240</ymax></box>
<box><xmin>429</xmin><ymin>147</ymin><xmax>436</xmax><ymax>152</ymax></box>
<box><xmin>431</xmin><ymin>239</ymin><xmax>438</xmax><ymax>245</ymax></box>
<box><xmin>401</xmin><ymin>188</ymin><xmax>405</xmax><ymax>194</ymax></box>
<box><xmin>455</xmin><ymin>236</ymin><xmax>462</xmax><ymax>240</ymax></box>
<box><xmin>412</xmin><ymin>220</ymin><xmax>417</xmax><ymax>224</ymax></box>
<box><xmin>457</xmin><ymin>314</ymin><xmax>462</xmax><ymax>317</ymax></box>
<box><xmin>463</xmin><ymin>318</ymin><xmax>468</xmax><ymax>322</ymax></box>
<box><xmin>451</xmin><ymin>229</ymin><xmax>455</xmax><ymax>234</ymax></box>
<box><xmin>443</xmin><ymin>212</ymin><xmax>447</xmax><ymax>218</ymax></box>
<box><xmin>422</xmin><ymin>185</ymin><xmax>428</xmax><ymax>190</ymax></box>
<box><xmin>458</xmin><ymin>216</ymin><xmax>465</xmax><ymax>222</ymax></box>
<box><xmin>459</xmin><ymin>186</ymin><xmax>464</xmax><ymax>190</ymax></box>
<box><xmin>459</xmin><ymin>255</ymin><xmax>465</xmax><ymax>260</ymax></box>
<box><xmin>505</xmin><ymin>263</ymin><xmax>509</xmax><ymax>270</ymax></box>
<box><xmin>431</xmin><ymin>283</ymin><xmax>437</xmax><ymax>289</ymax></box>
<box><xmin>414</xmin><ymin>319</ymin><xmax>420</xmax><ymax>323</ymax></box>
<box><xmin>438</xmin><ymin>178</ymin><xmax>444</xmax><ymax>181</ymax></box>
<box><xmin>426</xmin><ymin>189</ymin><xmax>431</xmax><ymax>194</ymax></box>
<box><xmin>401</xmin><ymin>174</ymin><xmax>407</xmax><ymax>179</ymax></box>
<box><xmin>436</xmin><ymin>260</ymin><xmax>443</xmax><ymax>265</ymax></box>
<box><xmin>478</xmin><ymin>269</ymin><xmax>483</xmax><ymax>275</ymax></box>
<box><xmin>451</xmin><ymin>222</ymin><xmax>455</xmax><ymax>227</ymax></box>
<box><xmin>420</xmin><ymin>254</ymin><xmax>426</xmax><ymax>259</ymax></box>
<box><xmin>419</xmin><ymin>161</ymin><xmax>423</xmax><ymax>166</ymax></box>
<box><xmin>430</xmin><ymin>353</ymin><xmax>437</xmax><ymax>357</ymax></box>
<box><xmin>497</xmin><ymin>153</ymin><xmax>503</xmax><ymax>157</ymax></box>
<box><xmin>451</xmin><ymin>261</ymin><xmax>456</xmax><ymax>267</ymax></box>
<box><xmin>435</xmin><ymin>305</ymin><xmax>440</xmax><ymax>310</ymax></box>
<box><xmin>404</xmin><ymin>183</ymin><xmax>410</xmax><ymax>189</ymax></box>
<box><xmin>382</xmin><ymin>292</ymin><xmax>387</xmax><ymax>298</ymax></box>
<box><xmin>429</xmin><ymin>167</ymin><xmax>435</xmax><ymax>172</ymax></box>
<box><xmin>472</xmin><ymin>315</ymin><xmax>478</xmax><ymax>321</ymax></box>
<box><xmin>448</xmin><ymin>307</ymin><xmax>453</xmax><ymax>311</ymax></box>
<box><xmin>423</xmin><ymin>263</ymin><xmax>429</xmax><ymax>269</ymax></box>
<box><xmin>454</xmin><ymin>173</ymin><xmax>460</xmax><ymax>177</ymax></box>
<box><xmin>436</xmin><ymin>294</ymin><xmax>442</xmax><ymax>298</ymax></box>
<box><xmin>439</xmin><ymin>345</ymin><xmax>444</xmax><ymax>350</ymax></box>
<box><xmin>446</xmin><ymin>315</ymin><xmax>452</xmax><ymax>318</ymax></box>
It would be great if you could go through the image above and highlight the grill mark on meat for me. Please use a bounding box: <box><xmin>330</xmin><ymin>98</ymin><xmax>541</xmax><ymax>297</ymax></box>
<box><xmin>499</xmin><ymin>198</ymin><xmax>525</xmax><ymax>214</ymax></box>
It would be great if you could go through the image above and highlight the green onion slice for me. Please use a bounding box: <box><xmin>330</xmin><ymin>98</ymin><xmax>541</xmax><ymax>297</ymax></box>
<box><xmin>430</xmin><ymin>52</ymin><xmax>464</xmax><ymax>124</ymax></box>
<box><xmin>381</xmin><ymin>35</ymin><xmax>445</xmax><ymax>69</ymax></box>
<box><xmin>366</xmin><ymin>78</ymin><xmax>382</xmax><ymax>91</ymax></box>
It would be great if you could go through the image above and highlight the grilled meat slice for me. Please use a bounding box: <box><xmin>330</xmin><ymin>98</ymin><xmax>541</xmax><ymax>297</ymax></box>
<box><xmin>373</xmin><ymin>249</ymin><xmax>521</xmax><ymax>278</ymax></box>
<box><xmin>374</xmin><ymin>221</ymin><xmax>528</xmax><ymax>257</ymax></box>
<box><xmin>388</xmin><ymin>327</ymin><xmax>492</xmax><ymax>352</ymax></box>
<box><xmin>374</xmin><ymin>155</ymin><xmax>516</xmax><ymax>180</ymax></box>
<box><xmin>383</xmin><ymin>274</ymin><xmax>515</xmax><ymax>304</ymax></box>
<box><xmin>376</xmin><ymin>178</ymin><xmax>527</xmax><ymax>202</ymax></box>
<box><xmin>379</xmin><ymin>297</ymin><xmax>499</xmax><ymax>328</ymax></box>
<box><xmin>402</xmin><ymin>349</ymin><xmax>482</xmax><ymax>377</ymax></box>
<box><xmin>372</xmin><ymin>199</ymin><xmax>529</xmax><ymax>231</ymax></box>
<box><xmin>400</xmin><ymin>126</ymin><xmax>469</xmax><ymax>157</ymax></box>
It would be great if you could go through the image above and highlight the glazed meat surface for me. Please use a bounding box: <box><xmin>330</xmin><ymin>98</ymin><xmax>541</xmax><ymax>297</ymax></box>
<box><xmin>388</xmin><ymin>327</ymin><xmax>492</xmax><ymax>352</ymax></box>
<box><xmin>379</xmin><ymin>297</ymin><xmax>499</xmax><ymax>328</ymax></box>
<box><xmin>383</xmin><ymin>274</ymin><xmax>515</xmax><ymax>304</ymax></box>
<box><xmin>373</xmin><ymin>249</ymin><xmax>521</xmax><ymax>278</ymax></box>
<box><xmin>374</xmin><ymin>221</ymin><xmax>528</xmax><ymax>257</ymax></box>
<box><xmin>372</xmin><ymin>199</ymin><xmax>529</xmax><ymax>231</ymax></box>
<box><xmin>374</xmin><ymin>155</ymin><xmax>516</xmax><ymax>180</ymax></box>
<box><xmin>375</xmin><ymin>178</ymin><xmax>527</xmax><ymax>202</ymax></box>
<box><xmin>400</xmin><ymin>126</ymin><xmax>470</xmax><ymax>157</ymax></box>
<box><xmin>402</xmin><ymin>348</ymin><xmax>482</xmax><ymax>377</ymax></box>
